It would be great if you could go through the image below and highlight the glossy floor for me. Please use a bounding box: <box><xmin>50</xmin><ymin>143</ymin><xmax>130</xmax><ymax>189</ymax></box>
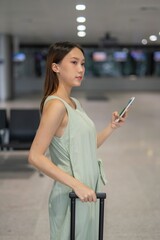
<box><xmin>0</xmin><ymin>91</ymin><xmax>160</xmax><ymax>240</ymax></box>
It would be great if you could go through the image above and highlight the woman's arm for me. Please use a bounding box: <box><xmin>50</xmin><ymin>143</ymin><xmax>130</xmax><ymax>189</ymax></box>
<box><xmin>97</xmin><ymin>111</ymin><xmax>127</xmax><ymax>148</ymax></box>
<box><xmin>28</xmin><ymin>100</ymin><xmax>96</xmax><ymax>202</ymax></box>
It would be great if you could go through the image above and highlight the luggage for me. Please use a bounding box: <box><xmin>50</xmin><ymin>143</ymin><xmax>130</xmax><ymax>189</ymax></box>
<box><xmin>69</xmin><ymin>192</ymin><xmax>106</xmax><ymax>240</ymax></box>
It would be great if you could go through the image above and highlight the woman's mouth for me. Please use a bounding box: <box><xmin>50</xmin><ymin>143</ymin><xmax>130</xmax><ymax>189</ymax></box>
<box><xmin>76</xmin><ymin>76</ymin><xmax>83</xmax><ymax>80</ymax></box>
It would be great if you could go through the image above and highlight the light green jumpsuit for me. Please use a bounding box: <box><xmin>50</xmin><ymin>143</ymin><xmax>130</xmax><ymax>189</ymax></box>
<box><xmin>45</xmin><ymin>96</ymin><xmax>107</xmax><ymax>240</ymax></box>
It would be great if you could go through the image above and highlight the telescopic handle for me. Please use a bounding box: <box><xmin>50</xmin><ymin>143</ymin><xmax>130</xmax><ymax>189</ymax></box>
<box><xmin>69</xmin><ymin>192</ymin><xmax>106</xmax><ymax>200</ymax></box>
<box><xmin>69</xmin><ymin>192</ymin><xmax>106</xmax><ymax>240</ymax></box>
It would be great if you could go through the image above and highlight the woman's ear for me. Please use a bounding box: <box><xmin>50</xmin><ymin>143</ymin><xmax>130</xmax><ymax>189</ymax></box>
<box><xmin>51</xmin><ymin>63</ymin><xmax>60</xmax><ymax>73</ymax></box>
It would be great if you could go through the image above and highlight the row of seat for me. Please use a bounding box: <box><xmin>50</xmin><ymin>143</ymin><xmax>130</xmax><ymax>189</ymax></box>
<box><xmin>0</xmin><ymin>108</ymin><xmax>40</xmax><ymax>150</ymax></box>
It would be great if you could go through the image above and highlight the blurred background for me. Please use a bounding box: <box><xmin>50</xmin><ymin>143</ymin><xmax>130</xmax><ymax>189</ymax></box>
<box><xmin>1</xmin><ymin>0</ymin><xmax>160</xmax><ymax>99</ymax></box>
<box><xmin>0</xmin><ymin>1</ymin><xmax>160</xmax><ymax>240</ymax></box>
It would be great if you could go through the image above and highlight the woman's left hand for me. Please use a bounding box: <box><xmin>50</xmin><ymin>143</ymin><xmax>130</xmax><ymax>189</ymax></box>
<box><xmin>111</xmin><ymin>111</ymin><xmax>127</xmax><ymax>129</ymax></box>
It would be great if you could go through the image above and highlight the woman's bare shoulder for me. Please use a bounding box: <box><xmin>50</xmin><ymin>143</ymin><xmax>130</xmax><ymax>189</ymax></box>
<box><xmin>42</xmin><ymin>98</ymin><xmax>66</xmax><ymax>119</ymax></box>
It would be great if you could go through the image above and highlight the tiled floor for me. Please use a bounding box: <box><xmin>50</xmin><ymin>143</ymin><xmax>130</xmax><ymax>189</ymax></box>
<box><xmin>0</xmin><ymin>91</ymin><xmax>160</xmax><ymax>240</ymax></box>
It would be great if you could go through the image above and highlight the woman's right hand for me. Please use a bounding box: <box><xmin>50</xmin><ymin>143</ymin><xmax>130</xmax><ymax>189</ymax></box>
<box><xmin>73</xmin><ymin>182</ymin><xmax>97</xmax><ymax>202</ymax></box>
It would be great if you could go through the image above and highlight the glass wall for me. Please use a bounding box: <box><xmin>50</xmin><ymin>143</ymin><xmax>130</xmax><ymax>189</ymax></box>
<box><xmin>13</xmin><ymin>46</ymin><xmax>160</xmax><ymax>80</ymax></box>
<box><xmin>84</xmin><ymin>48</ymin><xmax>159</xmax><ymax>77</ymax></box>
<box><xmin>13</xmin><ymin>47</ymin><xmax>48</xmax><ymax>80</ymax></box>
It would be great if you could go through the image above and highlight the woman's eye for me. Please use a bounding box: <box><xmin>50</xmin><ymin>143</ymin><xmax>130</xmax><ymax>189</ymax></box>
<box><xmin>72</xmin><ymin>61</ymin><xmax>77</xmax><ymax>65</ymax></box>
<box><xmin>71</xmin><ymin>61</ymin><xmax>85</xmax><ymax>66</ymax></box>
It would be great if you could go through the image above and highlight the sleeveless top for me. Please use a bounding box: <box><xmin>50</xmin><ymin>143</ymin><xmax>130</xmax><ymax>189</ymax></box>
<box><xmin>44</xmin><ymin>95</ymin><xmax>107</xmax><ymax>240</ymax></box>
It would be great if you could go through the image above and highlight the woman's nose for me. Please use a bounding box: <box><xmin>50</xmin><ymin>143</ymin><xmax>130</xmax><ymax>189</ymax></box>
<box><xmin>78</xmin><ymin>64</ymin><xmax>84</xmax><ymax>72</ymax></box>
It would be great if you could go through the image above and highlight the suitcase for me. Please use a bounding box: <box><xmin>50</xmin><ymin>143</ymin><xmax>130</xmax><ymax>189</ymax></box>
<box><xmin>69</xmin><ymin>192</ymin><xmax>106</xmax><ymax>240</ymax></box>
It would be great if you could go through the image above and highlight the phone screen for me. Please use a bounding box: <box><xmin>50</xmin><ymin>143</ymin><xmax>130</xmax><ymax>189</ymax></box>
<box><xmin>115</xmin><ymin>97</ymin><xmax>135</xmax><ymax>122</ymax></box>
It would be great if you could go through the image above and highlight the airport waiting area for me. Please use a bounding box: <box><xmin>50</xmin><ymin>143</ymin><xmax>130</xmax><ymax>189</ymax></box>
<box><xmin>1</xmin><ymin>1</ymin><xmax>160</xmax><ymax>239</ymax></box>
<box><xmin>0</xmin><ymin>90</ymin><xmax>160</xmax><ymax>240</ymax></box>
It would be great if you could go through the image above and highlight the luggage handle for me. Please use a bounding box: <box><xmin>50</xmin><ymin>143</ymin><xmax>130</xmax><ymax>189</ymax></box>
<box><xmin>69</xmin><ymin>192</ymin><xmax>106</xmax><ymax>240</ymax></box>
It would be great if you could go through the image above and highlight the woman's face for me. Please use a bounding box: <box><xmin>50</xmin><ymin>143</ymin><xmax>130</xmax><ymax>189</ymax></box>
<box><xmin>53</xmin><ymin>47</ymin><xmax>85</xmax><ymax>88</ymax></box>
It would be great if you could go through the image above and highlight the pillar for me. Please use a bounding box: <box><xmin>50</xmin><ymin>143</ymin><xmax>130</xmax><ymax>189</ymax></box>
<box><xmin>0</xmin><ymin>34</ymin><xmax>14</xmax><ymax>101</ymax></box>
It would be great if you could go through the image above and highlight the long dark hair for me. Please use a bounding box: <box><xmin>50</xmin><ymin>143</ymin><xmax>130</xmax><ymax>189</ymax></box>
<box><xmin>40</xmin><ymin>41</ymin><xmax>84</xmax><ymax>112</ymax></box>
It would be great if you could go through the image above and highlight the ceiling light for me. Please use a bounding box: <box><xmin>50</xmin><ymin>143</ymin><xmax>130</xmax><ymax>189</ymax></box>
<box><xmin>149</xmin><ymin>35</ymin><xmax>157</xmax><ymax>41</ymax></box>
<box><xmin>76</xmin><ymin>4</ymin><xmax>86</xmax><ymax>10</ymax></box>
<box><xmin>142</xmin><ymin>39</ymin><xmax>147</xmax><ymax>45</ymax></box>
<box><xmin>77</xmin><ymin>25</ymin><xmax>86</xmax><ymax>31</ymax></box>
<box><xmin>76</xmin><ymin>17</ymin><xmax>86</xmax><ymax>23</ymax></box>
<box><xmin>77</xmin><ymin>31</ymin><xmax>86</xmax><ymax>37</ymax></box>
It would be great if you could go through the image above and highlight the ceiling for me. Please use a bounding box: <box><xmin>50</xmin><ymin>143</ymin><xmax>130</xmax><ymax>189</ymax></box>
<box><xmin>0</xmin><ymin>0</ymin><xmax>160</xmax><ymax>46</ymax></box>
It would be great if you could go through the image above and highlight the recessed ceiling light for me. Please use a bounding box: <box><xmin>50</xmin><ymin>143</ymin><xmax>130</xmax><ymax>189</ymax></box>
<box><xmin>76</xmin><ymin>17</ymin><xmax>86</xmax><ymax>23</ymax></box>
<box><xmin>149</xmin><ymin>35</ymin><xmax>157</xmax><ymax>41</ymax></box>
<box><xmin>77</xmin><ymin>31</ymin><xmax>86</xmax><ymax>37</ymax></box>
<box><xmin>77</xmin><ymin>25</ymin><xmax>86</xmax><ymax>31</ymax></box>
<box><xmin>76</xmin><ymin>4</ymin><xmax>86</xmax><ymax>10</ymax></box>
<box><xmin>142</xmin><ymin>39</ymin><xmax>147</xmax><ymax>45</ymax></box>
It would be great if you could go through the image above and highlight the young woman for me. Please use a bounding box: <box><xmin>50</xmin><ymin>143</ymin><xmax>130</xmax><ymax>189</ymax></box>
<box><xmin>28</xmin><ymin>41</ymin><xmax>126</xmax><ymax>240</ymax></box>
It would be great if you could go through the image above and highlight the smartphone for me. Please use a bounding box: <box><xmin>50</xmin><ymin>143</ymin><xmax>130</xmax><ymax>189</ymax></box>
<box><xmin>115</xmin><ymin>96</ymin><xmax>135</xmax><ymax>122</ymax></box>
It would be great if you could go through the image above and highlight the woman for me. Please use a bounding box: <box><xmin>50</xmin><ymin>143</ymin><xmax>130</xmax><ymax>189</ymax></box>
<box><xmin>28</xmin><ymin>41</ymin><xmax>126</xmax><ymax>240</ymax></box>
